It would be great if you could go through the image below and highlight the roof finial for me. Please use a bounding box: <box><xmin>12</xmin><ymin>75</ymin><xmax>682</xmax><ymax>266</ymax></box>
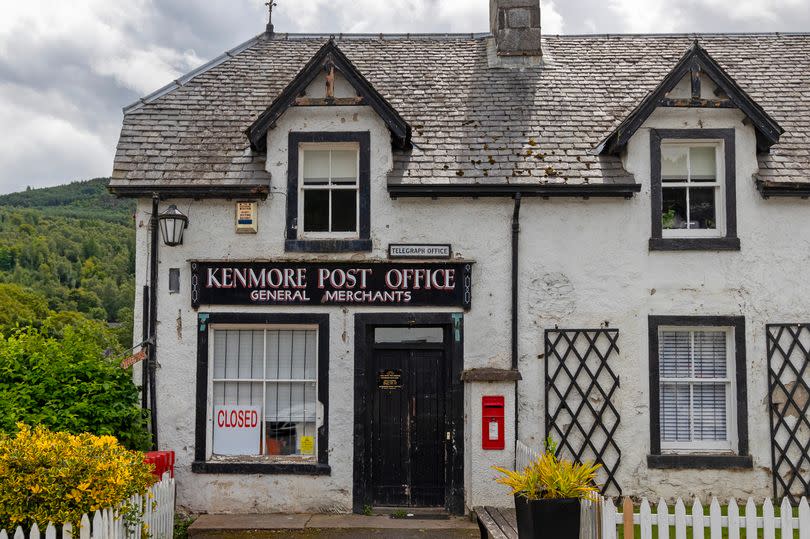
<box><xmin>265</xmin><ymin>1</ymin><xmax>277</xmax><ymax>35</ymax></box>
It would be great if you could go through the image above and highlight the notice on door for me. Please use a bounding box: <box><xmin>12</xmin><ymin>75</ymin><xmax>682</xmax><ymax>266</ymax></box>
<box><xmin>213</xmin><ymin>405</ymin><xmax>262</xmax><ymax>456</ymax></box>
<box><xmin>378</xmin><ymin>369</ymin><xmax>402</xmax><ymax>390</ymax></box>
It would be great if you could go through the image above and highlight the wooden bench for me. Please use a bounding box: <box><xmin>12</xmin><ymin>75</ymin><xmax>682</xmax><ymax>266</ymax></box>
<box><xmin>473</xmin><ymin>506</ymin><xmax>518</xmax><ymax>539</ymax></box>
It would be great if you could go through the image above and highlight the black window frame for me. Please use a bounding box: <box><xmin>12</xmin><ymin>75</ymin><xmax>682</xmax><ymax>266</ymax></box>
<box><xmin>649</xmin><ymin>129</ymin><xmax>740</xmax><ymax>251</ymax></box>
<box><xmin>647</xmin><ymin>315</ymin><xmax>752</xmax><ymax>470</ymax></box>
<box><xmin>286</xmin><ymin>131</ymin><xmax>371</xmax><ymax>253</ymax></box>
<box><xmin>192</xmin><ymin>312</ymin><xmax>331</xmax><ymax>475</ymax></box>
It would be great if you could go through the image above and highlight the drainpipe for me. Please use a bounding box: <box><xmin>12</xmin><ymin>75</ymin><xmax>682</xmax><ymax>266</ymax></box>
<box><xmin>148</xmin><ymin>194</ymin><xmax>160</xmax><ymax>449</ymax></box>
<box><xmin>511</xmin><ymin>193</ymin><xmax>521</xmax><ymax>462</ymax></box>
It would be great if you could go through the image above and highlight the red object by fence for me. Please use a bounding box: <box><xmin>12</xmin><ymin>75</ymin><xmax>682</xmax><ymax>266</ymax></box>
<box><xmin>144</xmin><ymin>450</ymin><xmax>175</xmax><ymax>478</ymax></box>
<box><xmin>482</xmin><ymin>396</ymin><xmax>505</xmax><ymax>450</ymax></box>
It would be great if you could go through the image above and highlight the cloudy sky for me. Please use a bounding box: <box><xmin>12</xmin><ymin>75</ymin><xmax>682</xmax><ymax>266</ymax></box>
<box><xmin>0</xmin><ymin>0</ymin><xmax>808</xmax><ymax>194</ymax></box>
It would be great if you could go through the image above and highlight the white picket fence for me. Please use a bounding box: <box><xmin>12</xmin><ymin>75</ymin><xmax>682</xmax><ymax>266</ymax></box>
<box><xmin>516</xmin><ymin>439</ymin><xmax>542</xmax><ymax>471</ymax></box>
<box><xmin>602</xmin><ymin>496</ymin><xmax>810</xmax><ymax>538</ymax></box>
<box><xmin>0</xmin><ymin>473</ymin><xmax>175</xmax><ymax>539</ymax></box>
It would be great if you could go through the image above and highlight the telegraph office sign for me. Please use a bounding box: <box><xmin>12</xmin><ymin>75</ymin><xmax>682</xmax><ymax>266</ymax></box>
<box><xmin>191</xmin><ymin>261</ymin><xmax>472</xmax><ymax>309</ymax></box>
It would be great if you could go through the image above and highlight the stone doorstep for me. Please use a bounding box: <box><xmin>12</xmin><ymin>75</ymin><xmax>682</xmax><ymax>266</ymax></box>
<box><xmin>188</xmin><ymin>513</ymin><xmax>479</xmax><ymax>538</ymax></box>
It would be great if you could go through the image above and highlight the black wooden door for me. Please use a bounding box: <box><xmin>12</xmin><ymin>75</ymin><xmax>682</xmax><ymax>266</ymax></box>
<box><xmin>371</xmin><ymin>345</ymin><xmax>446</xmax><ymax>507</ymax></box>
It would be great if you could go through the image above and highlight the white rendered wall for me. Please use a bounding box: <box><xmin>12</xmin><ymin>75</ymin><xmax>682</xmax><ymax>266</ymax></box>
<box><xmin>131</xmin><ymin>101</ymin><xmax>810</xmax><ymax>514</ymax></box>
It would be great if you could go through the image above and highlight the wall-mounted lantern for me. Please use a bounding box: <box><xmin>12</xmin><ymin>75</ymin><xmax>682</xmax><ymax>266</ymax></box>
<box><xmin>157</xmin><ymin>205</ymin><xmax>188</xmax><ymax>246</ymax></box>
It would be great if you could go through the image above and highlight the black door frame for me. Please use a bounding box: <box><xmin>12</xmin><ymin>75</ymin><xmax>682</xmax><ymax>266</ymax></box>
<box><xmin>353</xmin><ymin>312</ymin><xmax>465</xmax><ymax>514</ymax></box>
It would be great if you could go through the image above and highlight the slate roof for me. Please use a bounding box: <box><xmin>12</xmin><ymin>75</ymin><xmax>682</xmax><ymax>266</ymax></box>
<box><xmin>109</xmin><ymin>32</ymin><xmax>810</xmax><ymax>195</ymax></box>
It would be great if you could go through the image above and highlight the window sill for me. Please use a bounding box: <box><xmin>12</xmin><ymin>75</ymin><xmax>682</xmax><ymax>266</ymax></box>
<box><xmin>647</xmin><ymin>454</ymin><xmax>753</xmax><ymax>470</ymax></box>
<box><xmin>285</xmin><ymin>239</ymin><xmax>372</xmax><ymax>253</ymax></box>
<box><xmin>192</xmin><ymin>461</ymin><xmax>331</xmax><ymax>475</ymax></box>
<box><xmin>649</xmin><ymin>237</ymin><xmax>740</xmax><ymax>251</ymax></box>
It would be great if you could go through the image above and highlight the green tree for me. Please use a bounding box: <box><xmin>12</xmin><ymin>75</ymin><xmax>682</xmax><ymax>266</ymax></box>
<box><xmin>0</xmin><ymin>284</ymin><xmax>50</xmax><ymax>333</ymax></box>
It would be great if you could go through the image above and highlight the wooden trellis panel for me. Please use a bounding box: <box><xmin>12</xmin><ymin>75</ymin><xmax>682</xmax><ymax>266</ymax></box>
<box><xmin>545</xmin><ymin>328</ymin><xmax>621</xmax><ymax>495</ymax></box>
<box><xmin>767</xmin><ymin>323</ymin><xmax>810</xmax><ymax>503</ymax></box>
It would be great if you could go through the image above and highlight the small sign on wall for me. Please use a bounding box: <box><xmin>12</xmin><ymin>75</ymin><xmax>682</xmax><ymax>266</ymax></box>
<box><xmin>212</xmin><ymin>405</ymin><xmax>262</xmax><ymax>455</ymax></box>
<box><xmin>388</xmin><ymin>244</ymin><xmax>452</xmax><ymax>259</ymax></box>
<box><xmin>378</xmin><ymin>369</ymin><xmax>403</xmax><ymax>390</ymax></box>
<box><xmin>235</xmin><ymin>201</ymin><xmax>258</xmax><ymax>234</ymax></box>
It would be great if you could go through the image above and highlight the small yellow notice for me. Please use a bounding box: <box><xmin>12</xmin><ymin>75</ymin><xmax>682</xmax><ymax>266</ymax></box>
<box><xmin>300</xmin><ymin>436</ymin><xmax>315</xmax><ymax>455</ymax></box>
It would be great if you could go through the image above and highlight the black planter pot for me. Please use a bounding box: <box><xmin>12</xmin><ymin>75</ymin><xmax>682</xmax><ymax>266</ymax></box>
<box><xmin>514</xmin><ymin>495</ymin><xmax>581</xmax><ymax>539</ymax></box>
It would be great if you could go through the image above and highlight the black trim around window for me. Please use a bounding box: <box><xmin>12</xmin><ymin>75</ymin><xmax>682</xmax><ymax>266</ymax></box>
<box><xmin>286</xmin><ymin>131</ymin><xmax>371</xmax><ymax>253</ymax></box>
<box><xmin>192</xmin><ymin>312</ymin><xmax>330</xmax><ymax>475</ymax></box>
<box><xmin>647</xmin><ymin>315</ymin><xmax>751</xmax><ymax>470</ymax></box>
<box><xmin>649</xmin><ymin>129</ymin><xmax>739</xmax><ymax>251</ymax></box>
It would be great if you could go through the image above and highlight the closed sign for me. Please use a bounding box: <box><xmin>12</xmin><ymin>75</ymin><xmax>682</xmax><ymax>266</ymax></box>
<box><xmin>213</xmin><ymin>405</ymin><xmax>262</xmax><ymax>455</ymax></box>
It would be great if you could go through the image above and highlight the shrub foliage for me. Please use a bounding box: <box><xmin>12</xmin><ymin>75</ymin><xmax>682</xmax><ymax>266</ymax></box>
<box><xmin>0</xmin><ymin>326</ymin><xmax>150</xmax><ymax>451</ymax></box>
<box><xmin>0</xmin><ymin>424</ymin><xmax>154</xmax><ymax>531</ymax></box>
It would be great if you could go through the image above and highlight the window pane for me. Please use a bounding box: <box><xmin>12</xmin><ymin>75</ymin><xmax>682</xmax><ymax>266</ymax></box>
<box><xmin>693</xmin><ymin>383</ymin><xmax>727</xmax><ymax>441</ymax></box>
<box><xmin>331</xmin><ymin>189</ymin><xmax>357</xmax><ymax>232</ymax></box>
<box><xmin>375</xmin><ymin>327</ymin><xmax>444</xmax><ymax>343</ymax></box>
<box><xmin>688</xmin><ymin>187</ymin><xmax>716</xmax><ymax>229</ymax></box>
<box><xmin>661</xmin><ymin>383</ymin><xmax>691</xmax><ymax>442</ymax></box>
<box><xmin>660</xmin><ymin>331</ymin><xmax>691</xmax><ymax>378</ymax></box>
<box><xmin>693</xmin><ymin>331</ymin><xmax>727</xmax><ymax>378</ymax></box>
<box><xmin>304</xmin><ymin>331</ymin><xmax>317</xmax><ymax>379</ymax></box>
<box><xmin>265</xmin><ymin>421</ymin><xmax>317</xmax><ymax>456</ymax></box>
<box><xmin>265</xmin><ymin>381</ymin><xmax>316</xmax><ymax>457</ymax></box>
<box><xmin>276</xmin><ymin>330</ymin><xmax>294</xmax><ymax>379</ymax></box>
<box><xmin>690</xmin><ymin>146</ymin><xmax>716</xmax><ymax>182</ymax></box>
<box><xmin>303</xmin><ymin>190</ymin><xmax>329</xmax><ymax>232</ymax></box>
<box><xmin>331</xmin><ymin>150</ymin><xmax>358</xmax><ymax>184</ymax></box>
<box><xmin>662</xmin><ymin>145</ymin><xmax>688</xmax><ymax>181</ymax></box>
<box><xmin>290</xmin><ymin>331</ymin><xmax>307</xmax><ymax>379</ymax></box>
<box><xmin>213</xmin><ymin>330</ymin><xmax>227</xmax><ymax>378</ymax></box>
<box><xmin>303</xmin><ymin>150</ymin><xmax>330</xmax><ymax>184</ymax></box>
<box><xmin>225</xmin><ymin>330</ymin><xmax>239</xmax><ymax>378</ymax></box>
<box><xmin>213</xmin><ymin>382</ymin><xmax>263</xmax><ymax>406</ymax></box>
<box><xmin>266</xmin><ymin>331</ymin><xmax>279</xmax><ymax>378</ymax></box>
<box><xmin>662</xmin><ymin>187</ymin><xmax>687</xmax><ymax>229</ymax></box>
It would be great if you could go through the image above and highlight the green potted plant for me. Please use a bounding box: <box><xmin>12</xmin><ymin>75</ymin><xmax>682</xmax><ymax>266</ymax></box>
<box><xmin>493</xmin><ymin>439</ymin><xmax>601</xmax><ymax>539</ymax></box>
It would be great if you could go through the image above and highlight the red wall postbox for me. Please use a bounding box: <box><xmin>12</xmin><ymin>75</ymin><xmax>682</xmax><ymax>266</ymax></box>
<box><xmin>482</xmin><ymin>395</ymin><xmax>505</xmax><ymax>450</ymax></box>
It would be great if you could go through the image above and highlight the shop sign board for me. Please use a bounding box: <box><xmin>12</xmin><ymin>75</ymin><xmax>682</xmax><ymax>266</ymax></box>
<box><xmin>191</xmin><ymin>261</ymin><xmax>472</xmax><ymax>309</ymax></box>
<box><xmin>212</xmin><ymin>405</ymin><xmax>262</xmax><ymax>456</ymax></box>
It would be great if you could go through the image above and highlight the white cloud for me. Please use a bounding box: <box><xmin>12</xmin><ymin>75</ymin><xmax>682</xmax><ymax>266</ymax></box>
<box><xmin>606</xmin><ymin>0</ymin><xmax>682</xmax><ymax>33</ymax></box>
<box><xmin>0</xmin><ymin>83</ymin><xmax>113</xmax><ymax>192</ymax></box>
<box><xmin>604</xmin><ymin>0</ymin><xmax>810</xmax><ymax>33</ymax></box>
<box><xmin>93</xmin><ymin>47</ymin><xmax>203</xmax><ymax>96</ymax></box>
<box><xmin>542</xmin><ymin>1</ymin><xmax>565</xmax><ymax>34</ymax></box>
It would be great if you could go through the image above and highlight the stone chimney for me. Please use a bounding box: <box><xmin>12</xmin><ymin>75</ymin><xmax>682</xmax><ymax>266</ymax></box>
<box><xmin>490</xmin><ymin>0</ymin><xmax>542</xmax><ymax>57</ymax></box>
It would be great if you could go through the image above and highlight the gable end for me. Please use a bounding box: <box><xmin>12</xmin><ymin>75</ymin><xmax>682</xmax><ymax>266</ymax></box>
<box><xmin>246</xmin><ymin>39</ymin><xmax>412</xmax><ymax>153</ymax></box>
<box><xmin>597</xmin><ymin>41</ymin><xmax>784</xmax><ymax>156</ymax></box>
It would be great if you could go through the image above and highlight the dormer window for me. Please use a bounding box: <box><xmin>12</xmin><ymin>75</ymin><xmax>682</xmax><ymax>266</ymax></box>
<box><xmin>661</xmin><ymin>142</ymin><xmax>723</xmax><ymax>237</ymax></box>
<box><xmin>650</xmin><ymin>129</ymin><xmax>739</xmax><ymax>251</ymax></box>
<box><xmin>300</xmin><ymin>144</ymin><xmax>359</xmax><ymax>237</ymax></box>
<box><xmin>285</xmin><ymin>132</ymin><xmax>371</xmax><ymax>253</ymax></box>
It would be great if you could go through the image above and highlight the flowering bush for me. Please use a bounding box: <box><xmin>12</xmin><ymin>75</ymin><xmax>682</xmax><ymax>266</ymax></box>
<box><xmin>0</xmin><ymin>424</ymin><xmax>155</xmax><ymax>531</ymax></box>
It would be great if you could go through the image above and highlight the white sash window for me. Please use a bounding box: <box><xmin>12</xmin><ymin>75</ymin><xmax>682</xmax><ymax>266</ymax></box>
<box><xmin>659</xmin><ymin>327</ymin><xmax>736</xmax><ymax>452</ymax></box>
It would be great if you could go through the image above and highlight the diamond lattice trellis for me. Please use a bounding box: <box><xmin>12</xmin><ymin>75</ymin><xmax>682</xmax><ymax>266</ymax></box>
<box><xmin>545</xmin><ymin>328</ymin><xmax>622</xmax><ymax>495</ymax></box>
<box><xmin>767</xmin><ymin>323</ymin><xmax>810</xmax><ymax>504</ymax></box>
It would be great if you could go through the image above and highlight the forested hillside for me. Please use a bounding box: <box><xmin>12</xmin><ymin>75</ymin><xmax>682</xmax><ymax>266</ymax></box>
<box><xmin>0</xmin><ymin>179</ymin><xmax>136</xmax><ymax>346</ymax></box>
<box><xmin>0</xmin><ymin>178</ymin><xmax>134</xmax><ymax>225</ymax></box>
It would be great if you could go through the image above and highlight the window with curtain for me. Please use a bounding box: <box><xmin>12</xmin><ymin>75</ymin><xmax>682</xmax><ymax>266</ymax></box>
<box><xmin>211</xmin><ymin>328</ymin><xmax>318</xmax><ymax>460</ymax></box>
<box><xmin>658</xmin><ymin>327</ymin><xmax>734</xmax><ymax>451</ymax></box>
